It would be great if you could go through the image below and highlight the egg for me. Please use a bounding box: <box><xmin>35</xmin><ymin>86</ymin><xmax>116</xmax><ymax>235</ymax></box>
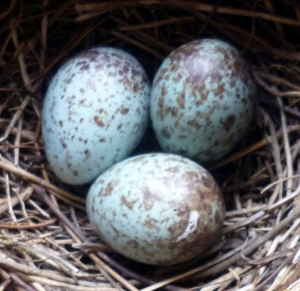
<box><xmin>150</xmin><ymin>38</ymin><xmax>256</xmax><ymax>164</ymax></box>
<box><xmin>86</xmin><ymin>153</ymin><xmax>225</xmax><ymax>265</ymax></box>
<box><xmin>42</xmin><ymin>47</ymin><xmax>150</xmax><ymax>185</ymax></box>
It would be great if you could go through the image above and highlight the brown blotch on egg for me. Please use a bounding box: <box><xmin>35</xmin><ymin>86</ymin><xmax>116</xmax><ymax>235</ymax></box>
<box><xmin>121</xmin><ymin>108</ymin><xmax>129</xmax><ymax>115</ymax></box>
<box><xmin>187</xmin><ymin>119</ymin><xmax>201</xmax><ymax>129</ymax></box>
<box><xmin>94</xmin><ymin>116</ymin><xmax>105</xmax><ymax>128</ymax></box>
<box><xmin>222</xmin><ymin>114</ymin><xmax>236</xmax><ymax>132</ymax></box>
<box><xmin>161</xmin><ymin>127</ymin><xmax>171</xmax><ymax>139</ymax></box>
<box><xmin>59</xmin><ymin>138</ymin><xmax>67</xmax><ymax>149</ymax></box>
<box><xmin>177</xmin><ymin>93</ymin><xmax>185</xmax><ymax>109</ymax></box>
<box><xmin>121</xmin><ymin>195</ymin><xmax>135</xmax><ymax>210</ymax></box>
<box><xmin>105</xmin><ymin>181</ymin><xmax>116</xmax><ymax>196</ymax></box>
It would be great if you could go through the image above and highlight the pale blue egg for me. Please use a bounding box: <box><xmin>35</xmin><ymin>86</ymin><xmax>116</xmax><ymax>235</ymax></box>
<box><xmin>42</xmin><ymin>47</ymin><xmax>150</xmax><ymax>185</ymax></box>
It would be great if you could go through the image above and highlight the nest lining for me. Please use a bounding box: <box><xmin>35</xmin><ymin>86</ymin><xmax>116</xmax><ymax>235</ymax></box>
<box><xmin>1</xmin><ymin>1</ymin><xmax>300</xmax><ymax>290</ymax></box>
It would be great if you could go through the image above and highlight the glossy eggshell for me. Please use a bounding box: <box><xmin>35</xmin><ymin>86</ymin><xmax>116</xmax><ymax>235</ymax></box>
<box><xmin>150</xmin><ymin>39</ymin><xmax>256</xmax><ymax>163</ymax></box>
<box><xmin>86</xmin><ymin>153</ymin><xmax>225</xmax><ymax>265</ymax></box>
<box><xmin>42</xmin><ymin>47</ymin><xmax>150</xmax><ymax>185</ymax></box>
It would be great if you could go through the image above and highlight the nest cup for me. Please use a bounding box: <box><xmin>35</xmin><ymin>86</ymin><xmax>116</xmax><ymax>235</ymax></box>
<box><xmin>1</xmin><ymin>1</ymin><xmax>300</xmax><ymax>290</ymax></box>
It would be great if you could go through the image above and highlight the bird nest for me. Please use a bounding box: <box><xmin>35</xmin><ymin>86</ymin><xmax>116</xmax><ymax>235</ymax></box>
<box><xmin>1</xmin><ymin>1</ymin><xmax>300</xmax><ymax>290</ymax></box>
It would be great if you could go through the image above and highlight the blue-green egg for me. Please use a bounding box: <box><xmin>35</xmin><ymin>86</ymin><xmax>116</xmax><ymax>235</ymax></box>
<box><xmin>42</xmin><ymin>47</ymin><xmax>150</xmax><ymax>185</ymax></box>
<box><xmin>86</xmin><ymin>153</ymin><xmax>225</xmax><ymax>265</ymax></box>
<box><xmin>150</xmin><ymin>39</ymin><xmax>256</xmax><ymax>164</ymax></box>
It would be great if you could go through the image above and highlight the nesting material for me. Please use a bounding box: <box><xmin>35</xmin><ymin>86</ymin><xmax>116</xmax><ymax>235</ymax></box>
<box><xmin>1</xmin><ymin>1</ymin><xmax>300</xmax><ymax>290</ymax></box>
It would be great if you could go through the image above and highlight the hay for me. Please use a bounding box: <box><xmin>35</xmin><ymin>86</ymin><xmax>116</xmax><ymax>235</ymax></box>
<box><xmin>1</xmin><ymin>0</ymin><xmax>300</xmax><ymax>290</ymax></box>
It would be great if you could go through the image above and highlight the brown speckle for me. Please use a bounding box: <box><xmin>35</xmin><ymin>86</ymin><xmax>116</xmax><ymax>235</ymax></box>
<box><xmin>143</xmin><ymin>219</ymin><xmax>157</xmax><ymax>229</ymax></box>
<box><xmin>157</xmin><ymin>96</ymin><xmax>165</xmax><ymax>120</ymax></box>
<box><xmin>121</xmin><ymin>108</ymin><xmax>129</xmax><ymax>115</ymax></box>
<box><xmin>94</xmin><ymin>116</ymin><xmax>105</xmax><ymax>127</ymax></box>
<box><xmin>122</xmin><ymin>65</ymin><xmax>129</xmax><ymax>74</ymax></box>
<box><xmin>84</xmin><ymin>149</ymin><xmax>90</xmax><ymax>160</ymax></box>
<box><xmin>128</xmin><ymin>240</ymin><xmax>139</xmax><ymax>248</ymax></box>
<box><xmin>121</xmin><ymin>195</ymin><xmax>135</xmax><ymax>210</ymax></box>
<box><xmin>161</xmin><ymin>127</ymin><xmax>171</xmax><ymax>139</ymax></box>
<box><xmin>230</xmin><ymin>79</ymin><xmax>237</xmax><ymax>87</ymax></box>
<box><xmin>214</xmin><ymin>83</ymin><xmax>226</xmax><ymax>97</ymax></box>
<box><xmin>182</xmin><ymin>171</ymin><xmax>199</xmax><ymax>183</ymax></box>
<box><xmin>105</xmin><ymin>181</ymin><xmax>116</xmax><ymax>196</ymax></box>
<box><xmin>59</xmin><ymin>138</ymin><xmax>67</xmax><ymax>149</ymax></box>
<box><xmin>133</xmin><ymin>82</ymin><xmax>139</xmax><ymax>93</ymax></box>
<box><xmin>165</xmin><ymin>166</ymin><xmax>179</xmax><ymax>173</ymax></box>
<box><xmin>222</xmin><ymin>114</ymin><xmax>236</xmax><ymax>132</ymax></box>
<box><xmin>99</xmin><ymin>137</ymin><xmax>106</xmax><ymax>143</ymax></box>
<box><xmin>187</xmin><ymin>119</ymin><xmax>201</xmax><ymax>129</ymax></box>
<box><xmin>195</xmin><ymin>84</ymin><xmax>208</xmax><ymax>104</ymax></box>
<box><xmin>177</xmin><ymin>93</ymin><xmax>185</xmax><ymax>109</ymax></box>
<box><xmin>110</xmin><ymin>224</ymin><xmax>121</xmax><ymax>237</ymax></box>
<box><xmin>241</xmin><ymin>97</ymin><xmax>248</xmax><ymax>105</ymax></box>
<box><xmin>161</xmin><ymin>85</ymin><xmax>167</xmax><ymax>96</ymax></box>
<box><xmin>73</xmin><ymin>170</ymin><xmax>78</xmax><ymax>176</ymax></box>
<box><xmin>143</xmin><ymin>187</ymin><xmax>161</xmax><ymax>210</ymax></box>
<box><xmin>132</xmin><ymin>68</ymin><xmax>141</xmax><ymax>77</ymax></box>
<box><xmin>59</xmin><ymin>120</ymin><xmax>63</xmax><ymax>127</ymax></box>
<box><xmin>166</xmin><ymin>107</ymin><xmax>178</xmax><ymax>117</ymax></box>
<box><xmin>131</xmin><ymin>156</ymin><xmax>146</xmax><ymax>163</ymax></box>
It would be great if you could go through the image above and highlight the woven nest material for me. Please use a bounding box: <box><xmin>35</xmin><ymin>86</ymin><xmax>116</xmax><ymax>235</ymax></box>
<box><xmin>1</xmin><ymin>1</ymin><xmax>300</xmax><ymax>290</ymax></box>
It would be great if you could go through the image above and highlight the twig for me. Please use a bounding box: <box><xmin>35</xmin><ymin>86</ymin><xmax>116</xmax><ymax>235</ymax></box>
<box><xmin>9</xmin><ymin>272</ymin><xmax>37</xmax><ymax>291</ymax></box>
<box><xmin>209</xmin><ymin>125</ymin><xmax>300</xmax><ymax>170</ymax></box>
<box><xmin>33</xmin><ymin>184</ymin><xmax>140</xmax><ymax>291</ymax></box>
<box><xmin>0</xmin><ymin>158</ymin><xmax>85</xmax><ymax>206</ymax></box>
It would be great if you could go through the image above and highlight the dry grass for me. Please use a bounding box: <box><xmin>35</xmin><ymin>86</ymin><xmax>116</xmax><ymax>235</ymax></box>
<box><xmin>1</xmin><ymin>0</ymin><xmax>300</xmax><ymax>290</ymax></box>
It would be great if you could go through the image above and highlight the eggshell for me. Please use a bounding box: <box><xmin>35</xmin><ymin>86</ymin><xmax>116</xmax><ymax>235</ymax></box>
<box><xmin>86</xmin><ymin>153</ymin><xmax>225</xmax><ymax>265</ymax></box>
<box><xmin>42</xmin><ymin>47</ymin><xmax>150</xmax><ymax>185</ymax></box>
<box><xmin>150</xmin><ymin>39</ymin><xmax>256</xmax><ymax>163</ymax></box>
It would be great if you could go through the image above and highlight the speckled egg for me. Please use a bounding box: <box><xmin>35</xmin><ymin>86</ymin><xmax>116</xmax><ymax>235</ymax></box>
<box><xmin>86</xmin><ymin>153</ymin><xmax>225</xmax><ymax>265</ymax></box>
<box><xmin>150</xmin><ymin>39</ymin><xmax>256</xmax><ymax>164</ymax></box>
<box><xmin>42</xmin><ymin>47</ymin><xmax>150</xmax><ymax>185</ymax></box>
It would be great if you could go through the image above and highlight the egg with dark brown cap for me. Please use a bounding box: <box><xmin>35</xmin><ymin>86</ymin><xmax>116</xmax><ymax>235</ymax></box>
<box><xmin>150</xmin><ymin>39</ymin><xmax>256</xmax><ymax>164</ymax></box>
<box><xmin>86</xmin><ymin>153</ymin><xmax>225</xmax><ymax>265</ymax></box>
